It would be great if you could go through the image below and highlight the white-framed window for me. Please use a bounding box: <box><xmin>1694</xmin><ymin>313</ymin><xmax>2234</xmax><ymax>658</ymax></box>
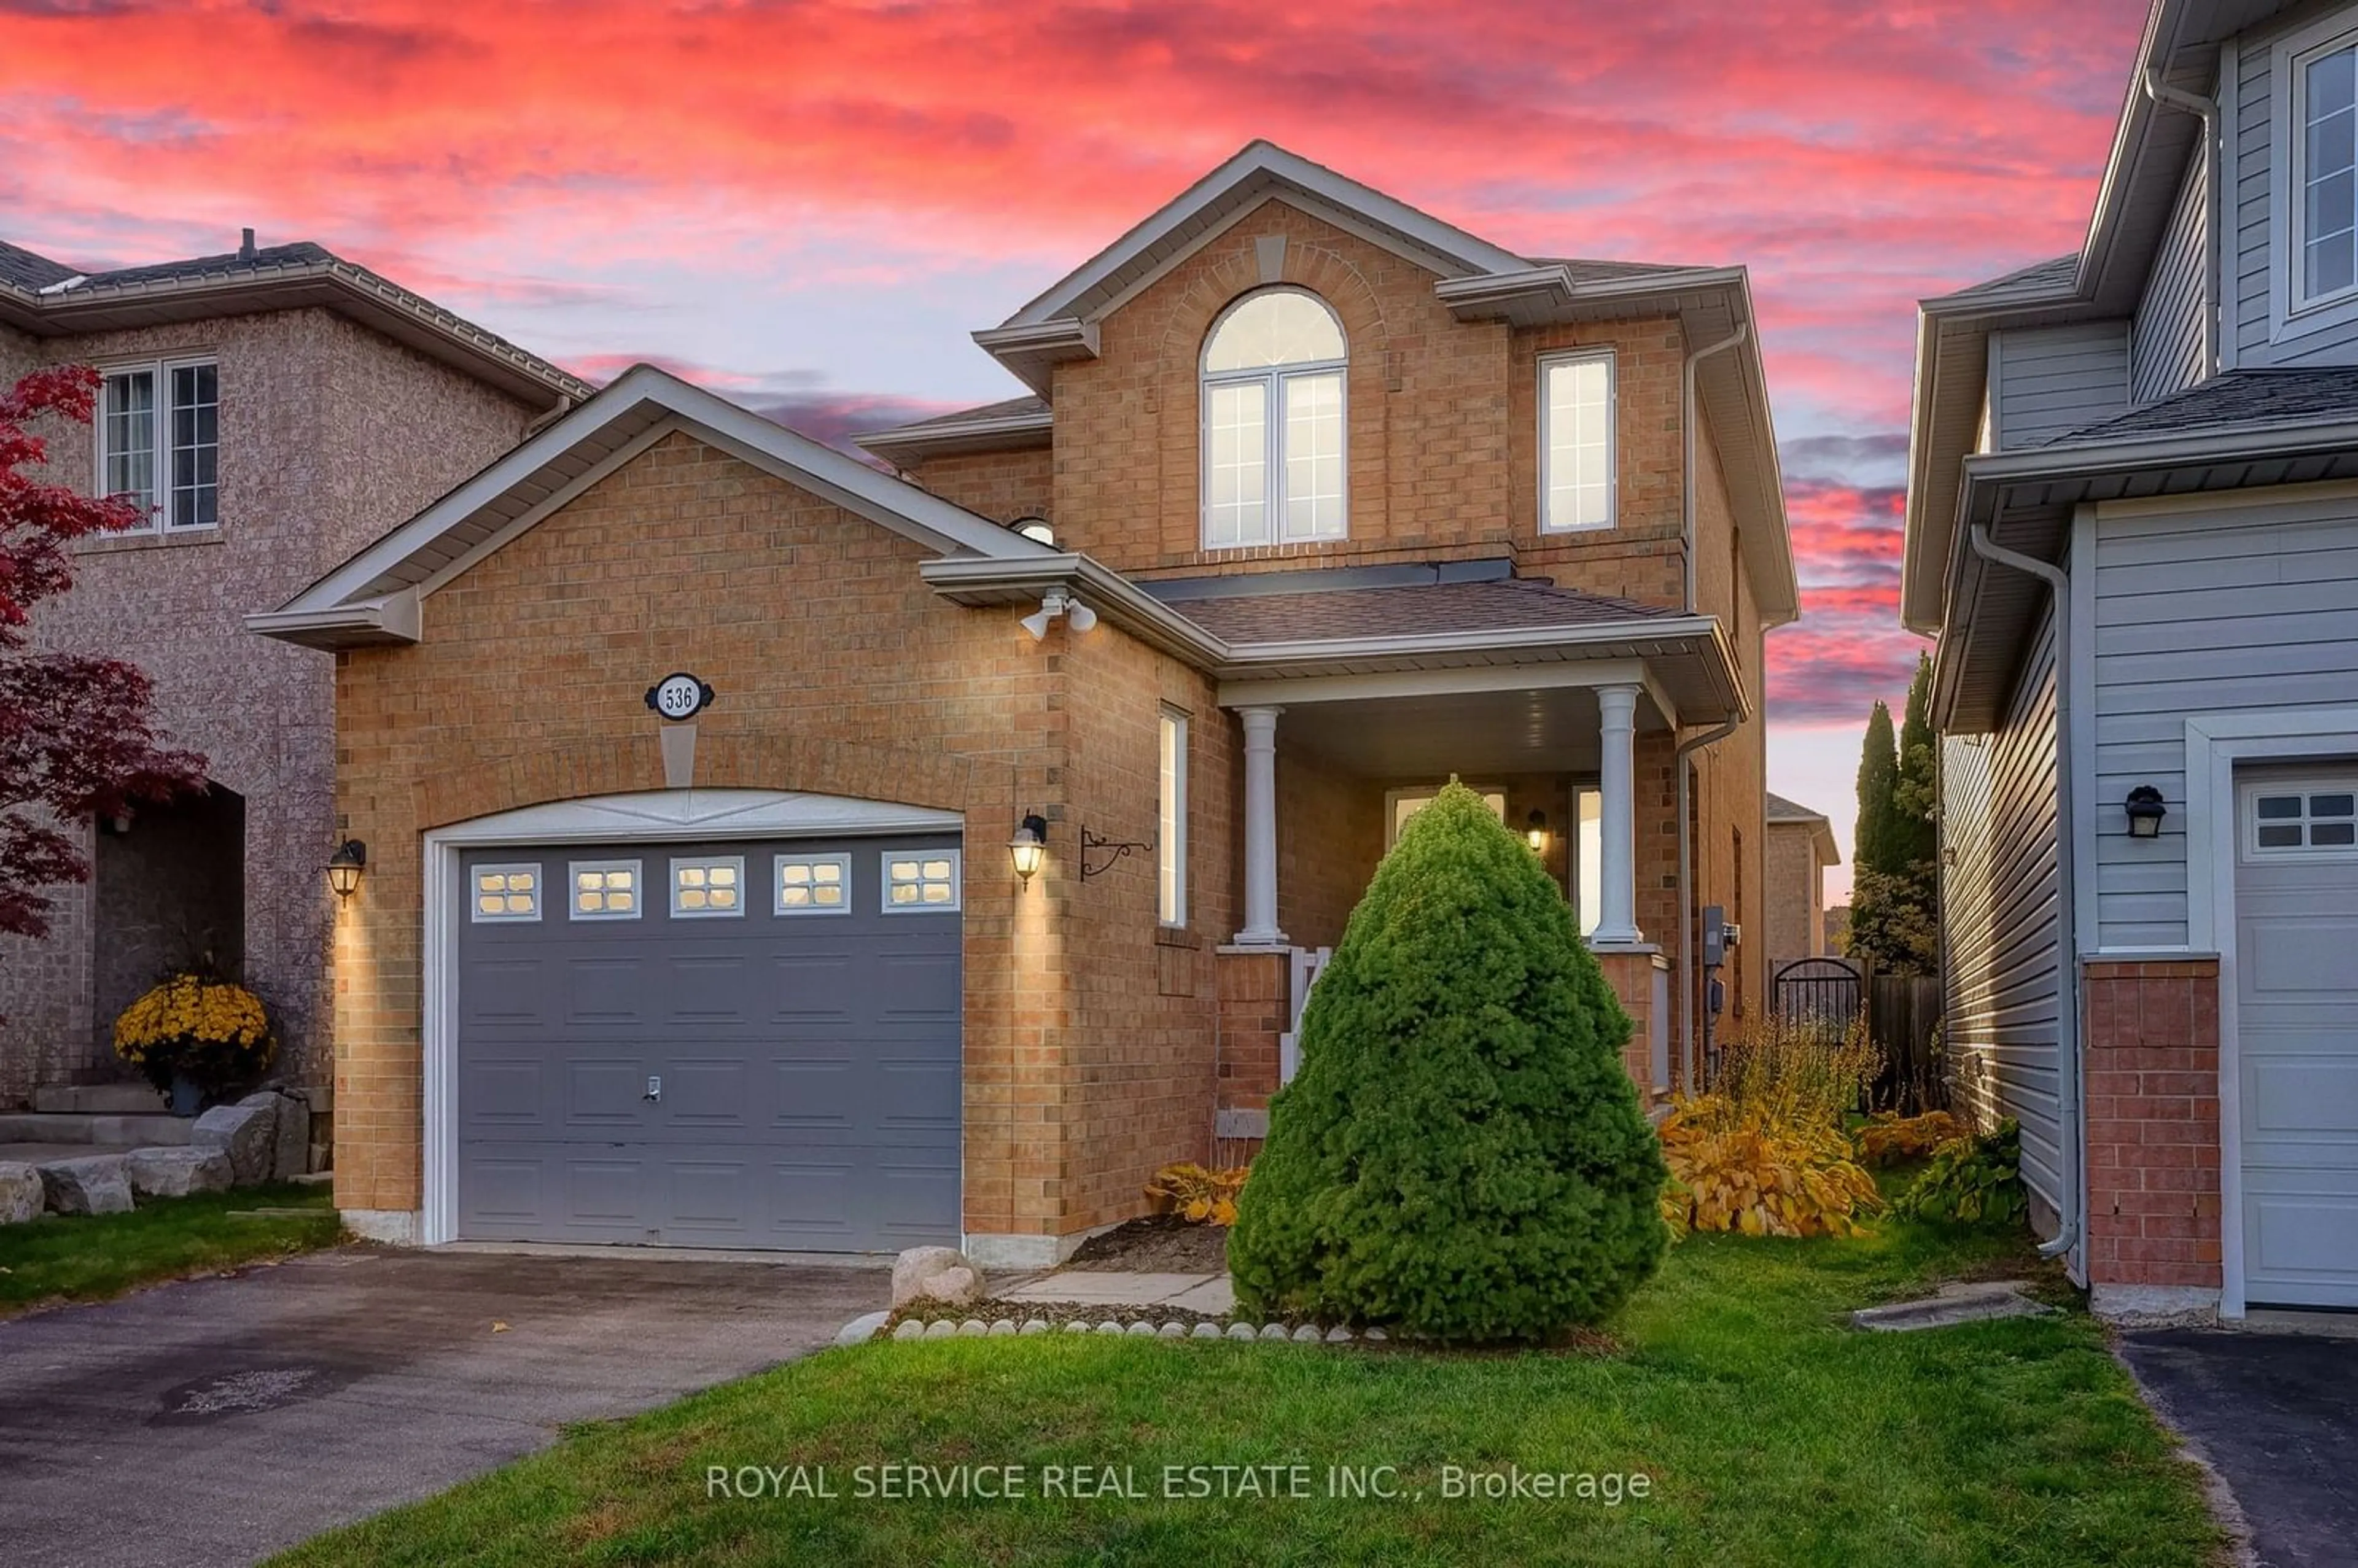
<box><xmin>1385</xmin><ymin>786</ymin><xmax>1508</xmax><ymax>847</ymax></box>
<box><xmin>1200</xmin><ymin>288</ymin><xmax>1347</xmax><ymax>548</ymax></box>
<box><xmin>97</xmin><ymin>358</ymin><xmax>218</xmax><ymax>531</ymax></box>
<box><xmin>2296</xmin><ymin>31</ymin><xmax>2358</xmax><ymax>310</ymax></box>
<box><xmin>882</xmin><ymin>850</ymin><xmax>962</xmax><ymax>912</ymax></box>
<box><xmin>568</xmin><ymin>860</ymin><xmax>641</xmax><ymax>920</ymax></box>
<box><xmin>774</xmin><ymin>853</ymin><xmax>850</xmax><ymax>914</ymax></box>
<box><xmin>1539</xmin><ymin>349</ymin><xmax>1616</xmax><ymax>532</ymax></box>
<box><xmin>470</xmin><ymin>863</ymin><xmax>542</xmax><ymax>923</ymax></box>
<box><xmin>1158</xmin><ymin>708</ymin><xmax>1188</xmax><ymax>926</ymax></box>
<box><xmin>2244</xmin><ymin>780</ymin><xmax>2358</xmax><ymax>857</ymax></box>
<box><xmin>670</xmin><ymin>855</ymin><xmax>745</xmax><ymax>917</ymax></box>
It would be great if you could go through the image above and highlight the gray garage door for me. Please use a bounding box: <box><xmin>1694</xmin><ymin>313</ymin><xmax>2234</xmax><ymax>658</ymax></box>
<box><xmin>454</xmin><ymin>834</ymin><xmax>962</xmax><ymax>1251</ymax></box>
<box><xmin>2235</xmin><ymin>770</ymin><xmax>2358</xmax><ymax>1308</ymax></box>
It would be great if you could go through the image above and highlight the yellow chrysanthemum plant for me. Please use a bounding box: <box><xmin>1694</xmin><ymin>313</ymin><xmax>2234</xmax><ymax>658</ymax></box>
<box><xmin>112</xmin><ymin>971</ymin><xmax>276</xmax><ymax>1103</ymax></box>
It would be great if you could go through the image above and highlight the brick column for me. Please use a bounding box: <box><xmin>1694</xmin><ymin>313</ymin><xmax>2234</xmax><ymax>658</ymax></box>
<box><xmin>1590</xmin><ymin>949</ymin><xmax>1660</xmax><ymax>1099</ymax></box>
<box><xmin>2082</xmin><ymin>957</ymin><xmax>2223</xmax><ymax>1316</ymax></box>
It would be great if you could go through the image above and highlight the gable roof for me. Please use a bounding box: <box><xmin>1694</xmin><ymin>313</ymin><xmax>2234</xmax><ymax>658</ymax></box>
<box><xmin>0</xmin><ymin>233</ymin><xmax>588</xmax><ymax>406</ymax></box>
<box><xmin>1765</xmin><ymin>793</ymin><xmax>1842</xmax><ymax>864</ymax></box>
<box><xmin>251</xmin><ymin>363</ymin><xmax>1056</xmax><ymax>650</ymax></box>
<box><xmin>1765</xmin><ymin>793</ymin><xmax>1827</xmax><ymax>823</ymax></box>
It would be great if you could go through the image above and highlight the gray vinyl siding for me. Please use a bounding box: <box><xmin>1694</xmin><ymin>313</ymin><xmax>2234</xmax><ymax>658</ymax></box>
<box><xmin>2090</xmin><ymin>487</ymin><xmax>2358</xmax><ymax>948</ymax></box>
<box><xmin>2230</xmin><ymin>12</ymin><xmax>2358</xmax><ymax>367</ymax></box>
<box><xmin>1940</xmin><ymin>599</ymin><xmax>2064</xmax><ymax>1222</ymax></box>
<box><xmin>1990</xmin><ymin>324</ymin><xmax>2130</xmax><ymax>448</ymax></box>
<box><xmin>2133</xmin><ymin>150</ymin><xmax>2209</xmax><ymax>402</ymax></box>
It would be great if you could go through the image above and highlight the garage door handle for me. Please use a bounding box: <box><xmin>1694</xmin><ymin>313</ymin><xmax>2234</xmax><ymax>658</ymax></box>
<box><xmin>644</xmin><ymin>1076</ymin><xmax>661</xmax><ymax>1103</ymax></box>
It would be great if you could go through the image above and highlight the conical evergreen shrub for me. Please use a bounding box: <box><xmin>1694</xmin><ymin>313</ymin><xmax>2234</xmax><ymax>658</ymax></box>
<box><xmin>1229</xmin><ymin>781</ymin><xmax>1669</xmax><ymax>1341</ymax></box>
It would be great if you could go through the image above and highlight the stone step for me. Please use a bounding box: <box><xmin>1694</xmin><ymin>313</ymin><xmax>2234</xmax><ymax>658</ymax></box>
<box><xmin>0</xmin><ymin>1112</ymin><xmax>192</xmax><ymax>1147</ymax></box>
<box><xmin>32</xmin><ymin>1082</ymin><xmax>166</xmax><ymax>1115</ymax></box>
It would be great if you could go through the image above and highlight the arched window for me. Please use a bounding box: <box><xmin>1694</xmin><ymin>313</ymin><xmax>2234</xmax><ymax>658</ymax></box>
<box><xmin>1200</xmin><ymin>289</ymin><xmax>1347</xmax><ymax>547</ymax></box>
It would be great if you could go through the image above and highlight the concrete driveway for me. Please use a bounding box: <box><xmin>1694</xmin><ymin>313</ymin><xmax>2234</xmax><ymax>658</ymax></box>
<box><xmin>0</xmin><ymin>1246</ymin><xmax>885</xmax><ymax>1567</ymax></box>
<box><xmin>2119</xmin><ymin>1327</ymin><xmax>2358</xmax><ymax>1568</ymax></box>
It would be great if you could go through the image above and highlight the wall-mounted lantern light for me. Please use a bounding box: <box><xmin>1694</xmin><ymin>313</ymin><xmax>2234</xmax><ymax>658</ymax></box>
<box><xmin>1008</xmin><ymin>813</ymin><xmax>1048</xmax><ymax>882</ymax></box>
<box><xmin>1525</xmin><ymin>809</ymin><xmax>1550</xmax><ymax>852</ymax></box>
<box><xmin>2125</xmin><ymin>785</ymin><xmax>2167</xmax><ymax>839</ymax></box>
<box><xmin>326</xmin><ymin>838</ymin><xmax>368</xmax><ymax>898</ymax></box>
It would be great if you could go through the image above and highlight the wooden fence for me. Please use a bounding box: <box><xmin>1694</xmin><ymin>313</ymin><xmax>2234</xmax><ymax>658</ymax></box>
<box><xmin>1770</xmin><ymin>957</ymin><xmax>1945</xmax><ymax>1114</ymax></box>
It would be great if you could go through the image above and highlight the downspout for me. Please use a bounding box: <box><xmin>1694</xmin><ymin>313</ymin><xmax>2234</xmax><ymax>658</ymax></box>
<box><xmin>1966</xmin><ymin>522</ymin><xmax>2081</xmax><ymax>1264</ymax></box>
<box><xmin>2144</xmin><ymin>68</ymin><xmax>2220</xmax><ymax>375</ymax></box>
<box><xmin>524</xmin><ymin>394</ymin><xmax>576</xmax><ymax>438</ymax></box>
<box><xmin>1676</xmin><ymin>716</ymin><xmax>1741</xmax><ymax>1095</ymax></box>
<box><xmin>1682</xmin><ymin>324</ymin><xmax>1749</xmax><ymax>612</ymax></box>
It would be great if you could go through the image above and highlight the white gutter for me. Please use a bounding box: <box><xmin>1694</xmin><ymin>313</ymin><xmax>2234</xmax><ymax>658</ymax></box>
<box><xmin>1682</xmin><ymin>324</ymin><xmax>1749</xmax><ymax>611</ymax></box>
<box><xmin>1675</xmin><ymin>715</ymin><xmax>1742</xmax><ymax>1094</ymax></box>
<box><xmin>1966</xmin><ymin>522</ymin><xmax>2081</xmax><ymax>1267</ymax></box>
<box><xmin>2143</xmin><ymin>66</ymin><xmax>2220</xmax><ymax>375</ymax></box>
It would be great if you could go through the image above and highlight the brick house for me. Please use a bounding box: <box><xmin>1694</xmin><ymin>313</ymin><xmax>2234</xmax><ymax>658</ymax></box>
<box><xmin>1763</xmin><ymin>793</ymin><xmax>1840</xmax><ymax>968</ymax></box>
<box><xmin>1908</xmin><ymin>0</ymin><xmax>2358</xmax><ymax>1316</ymax></box>
<box><xmin>262</xmin><ymin>144</ymin><xmax>1796</xmax><ymax>1262</ymax></box>
<box><xmin>0</xmin><ymin>233</ymin><xmax>588</xmax><ymax>1108</ymax></box>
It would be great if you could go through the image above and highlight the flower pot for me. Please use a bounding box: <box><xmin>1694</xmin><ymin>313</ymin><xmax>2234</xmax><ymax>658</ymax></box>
<box><xmin>169</xmin><ymin>1071</ymin><xmax>204</xmax><ymax>1117</ymax></box>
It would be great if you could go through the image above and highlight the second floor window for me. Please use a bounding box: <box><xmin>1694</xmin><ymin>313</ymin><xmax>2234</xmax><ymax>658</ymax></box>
<box><xmin>2300</xmin><ymin>40</ymin><xmax>2358</xmax><ymax>306</ymax></box>
<box><xmin>1540</xmin><ymin>349</ymin><xmax>1616</xmax><ymax>532</ymax></box>
<box><xmin>100</xmin><ymin>360</ymin><xmax>218</xmax><ymax>531</ymax></box>
<box><xmin>1201</xmin><ymin>288</ymin><xmax>1347</xmax><ymax>548</ymax></box>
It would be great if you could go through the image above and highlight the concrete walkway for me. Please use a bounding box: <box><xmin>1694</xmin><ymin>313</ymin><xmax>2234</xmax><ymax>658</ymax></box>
<box><xmin>0</xmin><ymin>1245</ymin><xmax>885</xmax><ymax>1568</ymax></box>
<box><xmin>997</xmin><ymin>1270</ymin><xmax>1235</xmax><ymax>1314</ymax></box>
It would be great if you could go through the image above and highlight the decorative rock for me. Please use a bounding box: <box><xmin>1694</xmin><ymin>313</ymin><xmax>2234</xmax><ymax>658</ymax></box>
<box><xmin>0</xmin><ymin>1162</ymin><xmax>42</xmax><ymax>1225</ymax></box>
<box><xmin>123</xmin><ymin>1146</ymin><xmax>235</xmax><ymax>1199</ymax></box>
<box><xmin>957</xmin><ymin>1320</ymin><xmax>989</xmax><ymax>1338</ymax></box>
<box><xmin>1019</xmin><ymin>1319</ymin><xmax>1050</xmax><ymax>1335</ymax></box>
<box><xmin>271</xmin><ymin>1093</ymin><xmax>311</xmax><ymax>1179</ymax></box>
<box><xmin>1064</xmin><ymin>1321</ymin><xmax>1092</xmax><ymax>1333</ymax></box>
<box><xmin>1094</xmin><ymin>1320</ymin><xmax>1126</xmax><ymax>1335</ymax></box>
<box><xmin>1157</xmin><ymin>1322</ymin><xmax>1187</xmax><ymax>1339</ymax></box>
<box><xmin>191</xmin><ymin>1102</ymin><xmax>276</xmax><ymax>1185</ymax></box>
<box><xmin>987</xmin><ymin>1319</ymin><xmax>1018</xmax><ymax>1337</ymax></box>
<box><xmin>1291</xmin><ymin>1324</ymin><xmax>1323</xmax><ymax>1343</ymax></box>
<box><xmin>921</xmin><ymin>1319</ymin><xmax>958</xmax><ymax>1340</ymax></box>
<box><xmin>892</xmin><ymin>1320</ymin><xmax>926</xmax><ymax>1341</ymax></box>
<box><xmin>1259</xmin><ymin>1323</ymin><xmax>1290</xmax><ymax>1341</ymax></box>
<box><xmin>1363</xmin><ymin>1327</ymin><xmax>1388</xmax><ymax>1342</ymax></box>
<box><xmin>835</xmin><ymin>1310</ymin><xmax>891</xmax><ymax>1346</ymax></box>
<box><xmin>1325</xmin><ymin>1326</ymin><xmax>1355</xmax><ymax>1343</ymax></box>
<box><xmin>1123</xmin><ymin>1321</ymin><xmax>1156</xmax><ymax>1337</ymax></box>
<box><xmin>1191</xmin><ymin>1322</ymin><xmax>1223</xmax><ymax>1340</ymax></box>
<box><xmin>890</xmin><ymin>1245</ymin><xmax>987</xmax><ymax>1309</ymax></box>
<box><xmin>1226</xmin><ymin>1324</ymin><xmax>1258</xmax><ymax>1341</ymax></box>
<box><xmin>37</xmin><ymin>1156</ymin><xmax>133</xmax><ymax>1216</ymax></box>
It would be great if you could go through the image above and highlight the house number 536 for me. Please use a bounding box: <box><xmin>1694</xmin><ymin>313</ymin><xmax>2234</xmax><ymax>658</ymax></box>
<box><xmin>645</xmin><ymin>672</ymin><xmax>714</xmax><ymax>721</ymax></box>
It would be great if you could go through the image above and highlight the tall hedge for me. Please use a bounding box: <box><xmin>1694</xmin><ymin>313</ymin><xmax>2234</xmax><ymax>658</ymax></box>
<box><xmin>1228</xmin><ymin>782</ymin><xmax>1669</xmax><ymax>1341</ymax></box>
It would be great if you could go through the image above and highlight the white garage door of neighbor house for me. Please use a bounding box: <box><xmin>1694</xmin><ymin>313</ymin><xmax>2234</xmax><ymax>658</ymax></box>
<box><xmin>454</xmin><ymin>834</ymin><xmax>963</xmax><ymax>1252</ymax></box>
<box><xmin>2235</xmin><ymin>770</ymin><xmax>2358</xmax><ymax>1308</ymax></box>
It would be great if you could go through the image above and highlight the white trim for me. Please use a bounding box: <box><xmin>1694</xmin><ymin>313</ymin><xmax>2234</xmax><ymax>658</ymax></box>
<box><xmin>668</xmin><ymin>854</ymin><xmax>747</xmax><ymax>918</ymax></box>
<box><xmin>2095</xmin><ymin>474</ymin><xmax>2358</xmax><ymax>520</ymax></box>
<box><xmin>772</xmin><ymin>852</ymin><xmax>853</xmax><ymax>916</ymax></box>
<box><xmin>1537</xmin><ymin>347</ymin><xmax>1617</xmax><ymax>534</ymax></box>
<box><xmin>565</xmin><ymin>858</ymin><xmax>644</xmax><ymax>921</ymax></box>
<box><xmin>2237</xmin><ymin>772</ymin><xmax>2358</xmax><ymax>860</ymax></box>
<box><xmin>2219</xmin><ymin>38</ymin><xmax>2241</xmax><ymax>372</ymax></box>
<box><xmin>93</xmin><ymin>354</ymin><xmax>219</xmax><ymax>535</ymax></box>
<box><xmin>417</xmin><ymin>787</ymin><xmax>965</xmax><ymax>1248</ymax></box>
<box><xmin>2182</xmin><ymin>704</ymin><xmax>2358</xmax><ymax>1319</ymax></box>
<box><xmin>1158</xmin><ymin>707</ymin><xmax>1188</xmax><ymax>928</ymax></box>
<box><xmin>1198</xmin><ymin>289</ymin><xmax>1349</xmax><ymax>550</ymax></box>
<box><xmin>1219</xmin><ymin>658</ymin><xmax>1665</xmax><ymax>715</ymax></box>
<box><xmin>2271</xmin><ymin>14</ymin><xmax>2358</xmax><ymax>338</ymax></box>
<box><xmin>2069</xmin><ymin>505</ymin><xmax>2099</xmax><ymax>955</ymax></box>
<box><xmin>881</xmin><ymin>847</ymin><xmax>963</xmax><ymax>914</ymax></box>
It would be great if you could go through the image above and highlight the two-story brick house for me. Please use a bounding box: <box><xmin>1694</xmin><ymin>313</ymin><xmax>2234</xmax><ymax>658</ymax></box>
<box><xmin>0</xmin><ymin>234</ymin><xmax>589</xmax><ymax>1109</ymax></box>
<box><xmin>262</xmin><ymin>144</ymin><xmax>1796</xmax><ymax>1260</ymax></box>
<box><xmin>1908</xmin><ymin>0</ymin><xmax>2358</xmax><ymax>1317</ymax></box>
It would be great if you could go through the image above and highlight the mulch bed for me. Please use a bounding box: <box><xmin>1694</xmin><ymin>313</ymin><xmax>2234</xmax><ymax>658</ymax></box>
<box><xmin>1060</xmin><ymin>1214</ymin><xmax>1231</xmax><ymax>1273</ymax></box>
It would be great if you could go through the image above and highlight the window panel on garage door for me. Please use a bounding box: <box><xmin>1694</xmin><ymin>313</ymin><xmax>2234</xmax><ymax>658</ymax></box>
<box><xmin>455</xmin><ymin>835</ymin><xmax>961</xmax><ymax>1251</ymax></box>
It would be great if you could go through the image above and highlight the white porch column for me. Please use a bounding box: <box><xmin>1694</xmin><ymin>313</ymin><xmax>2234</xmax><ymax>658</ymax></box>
<box><xmin>1594</xmin><ymin>683</ymin><xmax>1643</xmax><ymax>945</ymax></box>
<box><xmin>1234</xmin><ymin>705</ymin><xmax>1287</xmax><ymax>947</ymax></box>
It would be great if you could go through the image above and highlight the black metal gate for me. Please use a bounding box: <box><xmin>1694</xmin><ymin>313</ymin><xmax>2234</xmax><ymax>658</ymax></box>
<box><xmin>1772</xmin><ymin>957</ymin><xmax>1864</xmax><ymax>1028</ymax></box>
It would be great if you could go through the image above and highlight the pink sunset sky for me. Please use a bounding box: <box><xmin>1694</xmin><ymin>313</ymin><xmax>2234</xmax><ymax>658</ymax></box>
<box><xmin>2</xmin><ymin>0</ymin><xmax>2154</xmax><ymax>895</ymax></box>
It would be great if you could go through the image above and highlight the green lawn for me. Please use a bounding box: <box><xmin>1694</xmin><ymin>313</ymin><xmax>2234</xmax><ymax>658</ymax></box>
<box><xmin>273</xmin><ymin>1209</ymin><xmax>2221</xmax><ymax>1568</ymax></box>
<box><xmin>0</xmin><ymin>1181</ymin><xmax>342</xmax><ymax>1316</ymax></box>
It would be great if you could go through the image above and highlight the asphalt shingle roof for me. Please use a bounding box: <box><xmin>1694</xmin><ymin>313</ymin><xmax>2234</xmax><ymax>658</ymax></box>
<box><xmin>872</xmin><ymin>395</ymin><xmax>1049</xmax><ymax>434</ymax></box>
<box><xmin>1170</xmin><ymin>576</ymin><xmax>1671</xmax><ymax>646</ymax></box>
<box><xmin>2044</xmin><ymin>368</ymin><xmax>2358</xmax><ymax>447</ymax></box>
<box><xmin>0</xmin><ymin>241</ymin><xmax>76</xmax><ymax>292</ymax></box>
<box><xmin>1937</xmin><ymin>253</ymin><xmax>2078</xmax><ymax>305</ymax></box>
<box><xmin>1765</xmin><ymin>793</ymin><xmax>1829</xmax><ymax>823</ymax></box>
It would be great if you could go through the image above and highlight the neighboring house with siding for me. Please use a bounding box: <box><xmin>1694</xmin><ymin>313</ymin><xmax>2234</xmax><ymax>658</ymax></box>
<box><xmin>0</xmin><ymin>233</ymin><xmax>587</xmax><ymax>1110</ymax></box>
<box><xmin>1763</xmin><ymin>793</ymin><xmax>1839</xmax><ymax>967</ymax></box>
<box><xmin>258</xmin><ymin>142</ymin><xmax>1796</xmax><ymax>1261</ymax></box>
<box><xmin>1905</xmin><ymin>0</ymin><xmax>2358</xmax><ymax>1317</ymax></box>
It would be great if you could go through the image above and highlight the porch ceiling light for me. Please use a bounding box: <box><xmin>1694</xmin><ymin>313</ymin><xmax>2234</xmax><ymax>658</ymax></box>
<box><xmin>1009</xmin><ymin>812</ymin><xmax>1049</xmax><ymax>882</ymax></box>
<box><xmin>1020</xmin><ymin>586</ymin><xmax>1098</xmax><ymax>640</ymax></box>
<box><xmin>1525</xmin><ymin>809</ymin><xmax>1550</xmax><ymax>852</ymax></box>
<box><xmin>326</xmin><ymin>838</ymin><xmax>367</xmax><ymax>898</ymax></box>
<box><xmin>2125</xmin><ymin>786</ymin><xmax>2166</xmax><ymax>840</ymax></box>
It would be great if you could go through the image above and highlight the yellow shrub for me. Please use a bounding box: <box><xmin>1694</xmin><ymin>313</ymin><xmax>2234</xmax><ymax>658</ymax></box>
<box><xmin>1857</xmin><ymin>1110</ymin><xmax>1967</xmax><ymax>1166</ymax></box>
<box><xmin>1659</xmin><ymin>1096</ymin><xmax>1883</xmax><ymax>1238</ymax></box>
<box><xmin>112</xmin><ymin>972</ymin><xmax>276</xmax><ymax>1093</ymax></box>
<box><xmin>1143</xmin><ymin>1162</ymin><xmax>1248</xmax><ymax>1227</ymax></box>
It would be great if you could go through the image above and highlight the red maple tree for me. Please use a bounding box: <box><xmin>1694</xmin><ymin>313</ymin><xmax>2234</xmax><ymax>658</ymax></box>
<box><xmin>0</xmin><ymin>365</ymin><xmax>206</xmax><ymax>937</ymax></box>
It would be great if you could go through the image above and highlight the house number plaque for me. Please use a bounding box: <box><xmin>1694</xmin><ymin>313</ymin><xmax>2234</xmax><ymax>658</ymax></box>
<box><xmin>645</xmin><ymin>672</ymin><xmax>714</xmax><ymax>721</ymax></box>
